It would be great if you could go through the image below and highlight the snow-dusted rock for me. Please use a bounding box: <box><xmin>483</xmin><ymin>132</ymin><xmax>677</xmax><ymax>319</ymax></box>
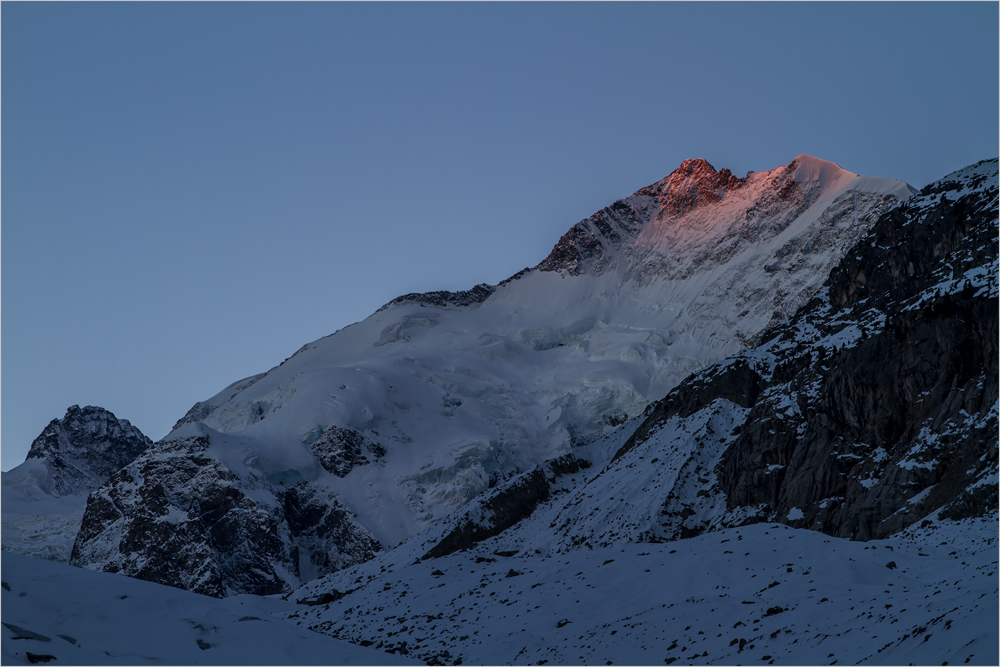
<box><xmin>69</xmin><ymin>434</ymin><xmax>382</xmax><ymax>597</ymax></box>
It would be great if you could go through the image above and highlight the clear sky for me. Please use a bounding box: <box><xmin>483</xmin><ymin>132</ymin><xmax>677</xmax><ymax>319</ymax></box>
<box><xmin>2</xmin><ymin>2</ymin><xmax>997</xmax><ymax>469</ymax></box>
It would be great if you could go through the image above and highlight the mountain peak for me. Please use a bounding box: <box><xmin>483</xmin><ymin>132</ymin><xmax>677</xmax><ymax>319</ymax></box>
<box><xmin>676</xmin><ymin>157</ymin><xmax>717</xmax><ymax>173</ymax></box>
<box><xmin>534</xmin><ymin>154</ymin><xmax>910</xmax><ymax>278</ymax></box>
<box><xmin>789</xmin><ymin>153</ymin><xmax>853</xmax><ymax>187</ymax></box>
<box><xmin>638</xmin><ymin>157</ymin><xmax>746</xmax><ymax>216</ymax></box>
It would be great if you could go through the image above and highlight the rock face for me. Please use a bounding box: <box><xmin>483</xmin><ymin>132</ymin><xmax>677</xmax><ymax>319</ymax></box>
<box><xmin>1</xmin><ymin>406</ymin><xmax>153</xmax><ymax>562</ymax></box>
<box><xmin>69</xmin><ymin>435</ymin><xmax>382</xmax><ymax>598</ymax></box>
<box><xmin>283</xmin><ymin>484</ymin><xmax>383</xmax><ymax>581</ymax></box>
<box><xmin>71</xmin><ymin>437</ymin><xmax>292</xmax><ymax>598</ymax></box>
<box><xmin>24</xmin><ymin>405</ymin><xmax>153</xmax><ymax>497</ymax></box>
<box><xmin>717</xmin><ymin>158</ymin><xmax>999</xmax><ymax>539</ymax></box>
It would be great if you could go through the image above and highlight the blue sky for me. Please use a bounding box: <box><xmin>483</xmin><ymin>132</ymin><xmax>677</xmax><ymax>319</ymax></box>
<box><xmin>2</xmin><ymin>2</ymin><xmax>997</xmax><ymax>468</ymax></box>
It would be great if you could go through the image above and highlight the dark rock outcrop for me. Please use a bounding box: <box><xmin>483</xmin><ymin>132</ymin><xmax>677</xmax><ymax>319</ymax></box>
<box><xmin>283</xmin><ymin>484</ymin><xmax>383</xmax><ymax>577</ymax></box>
<box><xmin>70</xmin><ymin>436</ymin><xmax>382</xmax><ymax>597</ymax></box>
<box><xmin>421</xmin><ymin>467</ymin><xmax>551</xmax><ymax>560</ymax></box>
<box><xmin>613</xmin><ymin>359</ymin><xmax>765</xmax><ymax>463</ymax></box>
<box><xmin>421</xmin><ymin>454</ymin><xmax>591</xmax><ymax>559</ymax></box>
<box><xmin>306</xmin><ymin>426</ymin><xmax>386</xmax><ymax>478</ymax></box>
<box><xmin>377</xmin><ymin>283</ymin><xmax>496</xmax><ymax>313</ymax></box>
<box><xmin>70</xmin><ymin>437</ymin><xmax>294</xmax><ymax>598</ymax></box>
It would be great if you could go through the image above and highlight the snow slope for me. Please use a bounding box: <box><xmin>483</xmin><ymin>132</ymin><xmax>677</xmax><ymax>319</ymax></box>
<box><xmin>0</xmin><ymin>551</ymin><xmax>418</xmax><ymax>666</ymax></box>
<box><xmin>156</xmin><ymin>155</ymin><xmax>913</xmax><ymax>553</ymax></box>
<box><xmin>291</xmin><ymin>513</ymin><xmax>998</xmax><ymax>666</ymax></box>
<box><xmin>1</xmin><ymin>468</ymin><xmax>89</xmax><ymax>563</ymax></box>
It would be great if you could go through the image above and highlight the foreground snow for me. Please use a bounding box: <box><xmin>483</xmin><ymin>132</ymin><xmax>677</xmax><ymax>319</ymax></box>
<box><xmin>0</xmin><ymin>552</ymin><xmax>418</xmax><ymax>666</ymax></box>
<box><xmin>292</xmin><ymin>513</ymin><xmax>998</xmax><ymax>665</ymax></box>
<box><xmin>4</xmin><ymin>515</ymin><xmax>993</xmax><ymax>666</ymax></box>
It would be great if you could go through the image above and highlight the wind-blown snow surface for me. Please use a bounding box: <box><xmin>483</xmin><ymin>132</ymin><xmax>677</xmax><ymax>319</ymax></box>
<box><xmin>0</xmin><ymin>552</ymin><xmax>418</xmax><ymax>666</ymax></box>
<box><xmin>291</xmin><ymin>513</ymin><xmax>998</xmax><ymax>666</ymax></box>
<box><xmin>161</xmin><ymin>156</ymin><xmax>913</xmax><ymax>550</ymax></box>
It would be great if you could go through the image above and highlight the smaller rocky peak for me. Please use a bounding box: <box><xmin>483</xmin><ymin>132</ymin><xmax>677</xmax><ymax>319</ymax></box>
<box><xmin>28</xmin><ymin>405</ymin><xmax>143</xmax><ymax>455</ymax></box>
<box><xmin>24</xmin><ymin>404</ymin><xmax>153</xmax><ymax>496</ymax></box>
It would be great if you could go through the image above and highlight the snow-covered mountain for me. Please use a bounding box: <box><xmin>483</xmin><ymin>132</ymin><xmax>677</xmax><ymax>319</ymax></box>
<box><xmin>66</xmin><ymin>155</ymin><xmax>915</xmax><ymax>596</ymax></box>
<box><xmin>1</xmin><ymin>406</ymin><xmax>152</xmax><ymax>562</ymax></box>
<box><xmin>2</xmin><ymin>155</ymin><xmax>995</xmax><ymax>667</ymax></box>
<box><xmin>284</xmin><ymin>157</ymin><xmax>999</xmax><ymax>666</ymax></box>
<box><xmin>407</xmin><ymin>158</ymin><xmax>998</xmax><ymax>557</ymax></box>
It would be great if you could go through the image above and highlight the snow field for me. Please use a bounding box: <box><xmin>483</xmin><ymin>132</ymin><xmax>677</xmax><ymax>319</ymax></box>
<box><xmin>291</xmin><ymin>515</ymin><xmax>998</xmax><ymax>666</ymax></box>
<box><xmin>0</xmin><ymin>551</ymin><xmax>419</xmax><ymax>666</ymax></box>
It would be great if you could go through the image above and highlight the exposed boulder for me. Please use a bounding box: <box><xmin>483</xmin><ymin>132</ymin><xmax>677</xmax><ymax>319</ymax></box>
<box><xmin>305</xmin><ymin>426</ymin><xmax>385</xmax><ymax>478</ymax></box>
